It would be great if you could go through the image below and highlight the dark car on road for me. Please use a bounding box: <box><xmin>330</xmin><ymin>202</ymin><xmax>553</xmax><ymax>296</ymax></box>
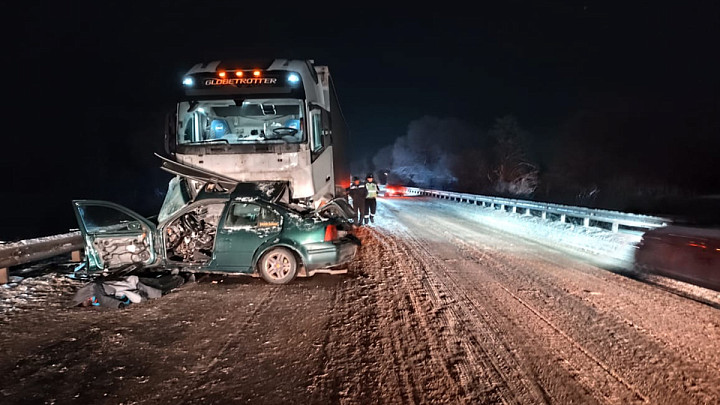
<box><xmin>73</xmin><ymin>181</ymin><xmax>359</xmax><ymax>284</ymax></box>
<box><xmin>634</xmin><ymin>196</ymin><xmax>720</xmax><ymax>291</ymax></box>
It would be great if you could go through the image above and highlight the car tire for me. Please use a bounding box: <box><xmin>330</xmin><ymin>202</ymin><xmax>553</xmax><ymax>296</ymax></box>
<box><xmin>258</xmin><ymin>247</ymin><xmax>298</xmax><ymax>285</ymax></box>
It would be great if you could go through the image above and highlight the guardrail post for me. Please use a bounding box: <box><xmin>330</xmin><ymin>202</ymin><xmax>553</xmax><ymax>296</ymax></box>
<box><xmin>501</xmin><ymin>204</ymin><xmax>506</xmax><ymax>211</ymax></box>
<box><xmin>583</xmin><ymin>217</ymin><xmax>591</xmax><ymax>227</ymax></box>
<box><xmin>541</xmin><ymin>211</ymin><xmax>547</xmax><ymax>220</ymax></box>
<box><xmin>560</xmin><ymin>214</ymin><xmax>567</xmax><ymax>223</ymax></box>
<box><xmin>612</xmin><ymin>222</ymin><xmax>620</xmax><ymax>233</ymax></box>
<box><xmin>0</xmin><ymin>267</ymin><xmax>7</xmax><ymax>284</ymax></box>
<box><xmin>512</xmin><ymin>206</ymin><xmax>518</xmax><ymax>214</ymax></box>
<box><xmin>525</xmin><ymin>208</ymin><xmax>531</xmax><ymax>216</ymax></box>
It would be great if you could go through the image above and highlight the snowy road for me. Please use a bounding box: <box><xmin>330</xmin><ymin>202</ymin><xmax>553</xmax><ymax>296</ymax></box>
<box><xmin>354</xmin><ymin>197</ymin><xmax>720</xmax><ymax>403</ymax></box>
<box><xmin>1</xmin><ymin>197</ymin><xmax>719</xmax><ymax>404</ymax></box>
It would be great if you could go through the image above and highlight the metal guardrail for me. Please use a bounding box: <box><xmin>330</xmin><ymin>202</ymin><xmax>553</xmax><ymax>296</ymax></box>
<box><xmin>0</xmin><ymin>232</ymin><xmax>84</xmax><ymax>270</ymax></box>
<box><xmin>402</xmin><ymin>187</ymin><xmax>669</xmax><ymax>233</ymax></box>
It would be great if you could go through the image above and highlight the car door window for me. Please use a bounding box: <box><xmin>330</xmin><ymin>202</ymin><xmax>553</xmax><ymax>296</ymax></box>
<box><xmin>226</xmin><ymin>203</ymin><xmax>261</xmax><ymax>228</ymax></box>
<box><xmin>225</xmin><ymin>202</ymin><xmax>282</xmax><ymax>230</ymax></box>
<box><xmin>77</xmin><ymin>205</ymin><xmax>144</xmax><ymax>233</ymax></box>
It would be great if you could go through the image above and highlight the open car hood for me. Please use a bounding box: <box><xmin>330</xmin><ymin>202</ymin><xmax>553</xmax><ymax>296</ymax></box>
<box><xmin>156</xmin><ymin>153</ymin><xmax>240</xmax><ymax>190</ymax></box>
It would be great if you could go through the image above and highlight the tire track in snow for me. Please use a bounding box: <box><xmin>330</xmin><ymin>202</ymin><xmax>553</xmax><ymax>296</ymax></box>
<box><xmin>165</xmin><ymin>286</ymin><xmax>283</xmax><ymax>403</ymax></box>
<box><xmin>311</xmin><ymin>227</ymin><xmax>468</xmax><ymax>404</ymax></box>
<box><xmin>375</xmin><ymin>222</ymin><xmax>567</xmax><ymax>404</ymax></box>
<box><xmin>369</xmin><ymin>214</ymin><xmax>557</xmax><ymax>404</ymax></box>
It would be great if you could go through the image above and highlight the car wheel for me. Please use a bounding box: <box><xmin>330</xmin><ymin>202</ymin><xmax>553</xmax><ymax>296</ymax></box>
<box><xmin>258</xmin><ymin>247</ymin><xmax>297</xmax><ymax>285</ymax></box>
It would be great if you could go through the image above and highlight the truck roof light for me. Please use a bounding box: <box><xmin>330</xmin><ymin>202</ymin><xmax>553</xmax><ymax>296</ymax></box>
<box><xmin>287</xmin><ymin>73</ymin><xmax>300</xmax><ymax>83</ymax></box>
<box><xmin>218</xmin><ymin>71</ymin><xmax>226</xmax><ymax>78</ymax></box>
<box><xmin>182</xmin><ymin>77</ymin><xmax>193</xmax><ymax>86</ymax></box>
<box><xmin>253</xmin><ymin>70</ymin><xmax>261</xmax><ymax>77</ymax></box>
<box><xmin>235</xmin><ymin>71</ymin><xmax>243</xmax><ymax>77</ymax></box>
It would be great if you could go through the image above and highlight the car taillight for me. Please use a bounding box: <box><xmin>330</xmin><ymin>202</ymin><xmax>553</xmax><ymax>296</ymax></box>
<box><xmin>324</xmin><ymin>225</ymin><xmax>338</xmax><ymax>242</ymax></box>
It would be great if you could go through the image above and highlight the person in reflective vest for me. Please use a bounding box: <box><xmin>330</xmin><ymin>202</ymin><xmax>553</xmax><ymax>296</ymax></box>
<box><xmin>347</xmin><ymin>176</ymin><xmax>367</xmax><ymax>226</ymax></box>
<box><xmin>364</xmin><ymin>173</ymin><xmax>379</xmax><ymax>224</ymax></box>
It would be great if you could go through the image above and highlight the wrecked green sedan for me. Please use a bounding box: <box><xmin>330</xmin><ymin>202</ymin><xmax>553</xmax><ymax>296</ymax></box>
<box><xmin>72</xmin><ymin>181</ymin><xmax>359</xmax><ymax>284</ymax></box>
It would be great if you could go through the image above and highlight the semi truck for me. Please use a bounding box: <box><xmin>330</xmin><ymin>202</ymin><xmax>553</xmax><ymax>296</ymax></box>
<box><xmin>162</xmin><ymin>59</ymin><xmax>350</xmax><ymax>208</ymax></box>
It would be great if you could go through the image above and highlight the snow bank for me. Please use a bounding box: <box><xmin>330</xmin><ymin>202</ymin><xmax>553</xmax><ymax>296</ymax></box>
<box><xmin>422</xmin><ymin>198</ymin><xmax>641</xmax><ymax>267</ymax></box>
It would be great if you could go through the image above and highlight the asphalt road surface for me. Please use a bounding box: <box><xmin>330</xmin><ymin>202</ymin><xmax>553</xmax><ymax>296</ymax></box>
<box><xmin>1</xmin><ymin>197</ymin><xmax>719</xmax><ymax>404</ymax></box>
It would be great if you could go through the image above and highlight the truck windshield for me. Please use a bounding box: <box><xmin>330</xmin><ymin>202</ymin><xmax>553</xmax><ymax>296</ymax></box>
<box><xmin>177</xmin><ymin>99</ymin><xmax>306</xmax><ymax>145</ymax></box>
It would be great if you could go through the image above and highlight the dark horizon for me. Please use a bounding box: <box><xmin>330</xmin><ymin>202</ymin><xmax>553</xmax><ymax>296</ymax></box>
<box><xmin>3</xmin><ymin>2</ymin><xmax>719</xmax><ymax>240</ymax></box>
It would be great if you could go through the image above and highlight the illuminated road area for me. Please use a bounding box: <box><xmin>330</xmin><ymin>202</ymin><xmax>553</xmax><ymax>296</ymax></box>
<box><xmin>1</xmin><ymin>198</ymin><xmax>719</xmax><ymax>404</ymax></box>
<box><xmin>358</xmin><ymin>197</ymin><xmax>720</xmax><ymax>404</ymax></box>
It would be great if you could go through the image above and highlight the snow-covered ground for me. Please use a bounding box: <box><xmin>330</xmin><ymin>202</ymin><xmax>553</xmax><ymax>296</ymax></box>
<box><xmin>396</xmin><ymin>197</ymin><xmax>641</xmax><ymax>264</ymax></box>
<box><xmin>2</xmin><ymin>197</ymin><xmax>719</xmax><ymax>404</ymax></box>
<box><xmin>381</xmin><ymin>196</ymin><xmax>720</xmax><ymax>305</ymax></box>
<box><xmin>1</xmin><ymin>272</ymin><xmax>83</xmax><ymax>322</ymax></box>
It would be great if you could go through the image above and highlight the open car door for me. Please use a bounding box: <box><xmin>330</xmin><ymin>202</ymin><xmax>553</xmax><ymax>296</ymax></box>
<box><xmin>72</xmin><ymin>200</ymin><xmax>162</xmax><ymax>272</ymax></box>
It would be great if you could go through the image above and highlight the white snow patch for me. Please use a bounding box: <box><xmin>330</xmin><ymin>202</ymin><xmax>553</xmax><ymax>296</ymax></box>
<box><xmin>417</xmin><ymin>198</ymin><xmax>642</xmax><ymax>268</ymax></box>
<box><xmin>1</xmin><ymin>272</ymin><xmax>84</xmax><ymax>321</ymax></box>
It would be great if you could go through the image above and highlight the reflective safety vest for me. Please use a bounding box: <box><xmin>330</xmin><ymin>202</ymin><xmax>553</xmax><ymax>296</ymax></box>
<box><xmin>366</xmin><ymin>182</ymin><xmax>379</xmax><ymax>198</ymax></box>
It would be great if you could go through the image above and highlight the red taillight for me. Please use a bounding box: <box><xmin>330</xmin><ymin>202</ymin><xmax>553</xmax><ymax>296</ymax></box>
<box><xmin>324</xmin><ymin>225</ymin><xmax>338</xmax><ymax>242</ymax></box>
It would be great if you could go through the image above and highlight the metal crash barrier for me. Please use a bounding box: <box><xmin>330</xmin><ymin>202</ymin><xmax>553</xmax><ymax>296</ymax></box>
<box><xmin>0</xmin><ymin>232</ymin><xmax>84</xmax><ymax>283</ymax></box>
<box><xmin>405</xmin><ymin>187</ymin><xmax>669</xmax><ymax>234</ymax></box>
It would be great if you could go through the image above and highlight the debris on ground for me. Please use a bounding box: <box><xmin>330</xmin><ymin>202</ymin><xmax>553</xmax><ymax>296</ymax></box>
<box><xmin>1</xmin><ymin>272</ymin><xmax>84</xmax><ymax>321</ymax></box>
<box><xmin>71</xmin><ymin>275</ymin><xmax>163</xmax><ymax>309</ymax></box>
<box><xmin>2</xmin><ymin>267</ymin><xmax>189</xmax><ymax>320</ymax></box>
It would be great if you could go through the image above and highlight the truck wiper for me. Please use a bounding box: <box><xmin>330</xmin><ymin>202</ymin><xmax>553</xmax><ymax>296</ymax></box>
<box><xmin>186</xmin><ymin>139</ymin><xmax>230</xmax><ymax>145</ymax></box>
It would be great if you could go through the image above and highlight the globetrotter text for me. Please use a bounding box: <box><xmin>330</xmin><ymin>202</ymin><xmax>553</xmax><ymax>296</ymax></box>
<box><xmin>204</xmin><ymin>78</ymin><xmax>278</xmax><ymax>86</ymax></box>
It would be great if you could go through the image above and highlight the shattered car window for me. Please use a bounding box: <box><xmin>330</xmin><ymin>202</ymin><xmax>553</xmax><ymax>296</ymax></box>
<box><xmin>159</xmin><ymin>176</ymin><xmax>191</xmax><ymax>223</ymax></box>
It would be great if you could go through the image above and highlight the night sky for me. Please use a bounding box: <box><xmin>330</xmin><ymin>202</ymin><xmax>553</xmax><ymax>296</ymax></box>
<box><xmin>4</xmin><ymin>2</ymin><xmax>719</xmax><ymax>240</ymax></box>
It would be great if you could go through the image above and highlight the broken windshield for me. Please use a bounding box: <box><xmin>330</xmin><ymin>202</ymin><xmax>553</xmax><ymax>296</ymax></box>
<box><xmin>177</xmin><ymin>99</ymin><xmax>306</xmax><ymax>145</ymax></box>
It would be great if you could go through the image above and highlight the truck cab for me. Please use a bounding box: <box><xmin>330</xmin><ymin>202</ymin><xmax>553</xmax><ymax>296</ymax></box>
<box><xmin>165</xmin><ymin>59</ymin><xmax>350</xmax><ymax>208</ymax></box>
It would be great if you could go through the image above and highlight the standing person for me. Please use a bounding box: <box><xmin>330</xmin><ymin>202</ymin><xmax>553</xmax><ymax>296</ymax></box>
<box><xmin>347</xmin><ymin>176</ymin><xmax>367</xmax><ymax>226</ymax></box>
<box><xmin>364</xmin><ymin>173</ymin><xmax>379</xmax><ymax>224</ymax></box>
